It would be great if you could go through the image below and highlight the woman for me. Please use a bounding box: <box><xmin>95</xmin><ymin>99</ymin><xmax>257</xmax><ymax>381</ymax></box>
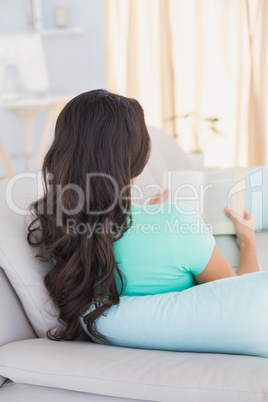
<box><xmin>28</xmin><ymin>89</ymin><xmax>259</xmax><ymax>343</ymax></box>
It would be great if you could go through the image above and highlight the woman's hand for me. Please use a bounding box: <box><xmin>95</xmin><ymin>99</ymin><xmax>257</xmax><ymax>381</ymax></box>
<box><xmin>224</xmin><ymin>208</ymin><xmax>255</xmax><ymax>248</ymax></box>
<box><xmin>149</xmin><ymin>189</ymin><xmax>169</xmax><ymax>205</ymax></box>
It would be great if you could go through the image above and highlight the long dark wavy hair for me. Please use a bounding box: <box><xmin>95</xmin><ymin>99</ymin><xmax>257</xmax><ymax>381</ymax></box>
<box><xmin>27</xmin><ymin>89</ymin><xmax>151</xmax><ymax>342</ymax></box>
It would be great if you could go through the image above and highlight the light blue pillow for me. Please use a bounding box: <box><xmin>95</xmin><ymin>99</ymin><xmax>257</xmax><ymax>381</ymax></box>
<box><xmin>80</xmin><ymin>272</ymin><xmax>268</xmax><ymax>358</ymax></box>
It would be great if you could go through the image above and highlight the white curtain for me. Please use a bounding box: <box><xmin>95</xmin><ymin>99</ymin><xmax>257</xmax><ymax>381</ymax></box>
<box><xmin>105</xmin><ymin>0</ymin><xmax>267</xmax><ymax>167</ymax></box>
<box><xmin>246</xmin><ymin>0</ymin><xmax>268</xmax><ymax>165</ymax></box>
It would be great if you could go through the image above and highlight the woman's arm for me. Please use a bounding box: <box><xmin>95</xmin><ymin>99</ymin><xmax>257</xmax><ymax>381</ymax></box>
<box><xmin>194</xmin><ymin>209</ymin><xmax>260</xmax><ymax>285</ymax></box>
<box><xmin>194</xmin><ymin>244</ymin><xmax>236</xmax><ymax>284</ymax></box>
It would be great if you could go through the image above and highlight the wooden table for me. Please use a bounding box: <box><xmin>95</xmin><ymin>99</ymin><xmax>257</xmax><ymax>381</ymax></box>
<box><xmin>0</xmin><ymin>95</ymin><xmax>71</xmax><ymax>175</ymax></box>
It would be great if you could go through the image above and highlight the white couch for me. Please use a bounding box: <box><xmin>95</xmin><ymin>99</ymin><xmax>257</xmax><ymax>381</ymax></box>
<box><xmin>0</xmin><ymin>127</ymin><xmax>268</xmax><ymax>401</ymax></box>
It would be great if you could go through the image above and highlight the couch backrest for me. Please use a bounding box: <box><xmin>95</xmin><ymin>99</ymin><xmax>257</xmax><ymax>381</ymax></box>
<box><xmin>0</xmin><ymin>170</ymin><xmax>64</xmax><ymax>338</ymax></box>
<box><xmin>0</xmin><ymin>267</ymin><xmax>36</xmax><ymax>387</ymax></box>
<box><xmin>0</xmin><ymin>268</ymin><xmax>36</xmax><ymax>346</ymax></box>
<box><xmin>135</xmin><ymin>126</ymin><xmax>194</xmax><ymax>200</ymax></box>
<box><xmin>0</xmin><ymin>172</ymin><xmax>39</xmax><ymax>347</ymax></box>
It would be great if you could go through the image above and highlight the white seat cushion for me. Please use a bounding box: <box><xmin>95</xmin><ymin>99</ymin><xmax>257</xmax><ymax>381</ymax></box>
<box><xmin>0</xmin><ymin>339</ymin><xmax>267</xmax><ymax>402</ymax></box>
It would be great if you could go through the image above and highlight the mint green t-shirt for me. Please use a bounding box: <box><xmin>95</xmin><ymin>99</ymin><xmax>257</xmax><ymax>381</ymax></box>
<box><xmin>114</xmin><ymin>203</ymin><xmax>215</xmax><ymax>296</ymax></box>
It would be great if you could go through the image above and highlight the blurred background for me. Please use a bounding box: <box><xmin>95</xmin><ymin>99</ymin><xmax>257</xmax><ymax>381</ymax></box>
<box><xmin>0</xmin><ymin>0</ymin><xmax>267</xmax><ymax>176</ymax></box>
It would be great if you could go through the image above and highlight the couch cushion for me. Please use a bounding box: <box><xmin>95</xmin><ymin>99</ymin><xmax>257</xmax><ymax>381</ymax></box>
<box><xmin>0</xmin><ymin>172</ymin><xmax>63</xmax><ymax>338</ymax></box>
<box><xmin>0</xmin><ymin>268</ymin><xmax>36</xmax><ymax>345</ymax></box>
<box><xmin>134</xmin><ymin>126</ymin><xmax>194</xmax><ymax>201</ymax></box>
<box><xmin>0</xmin><ymin>339</ymin><xmax>267</xmax><ymax>402</ymax></box>
<box><xmin>0</xmin><ymin>376</ymin><xmax>6</xmax><ymax>388</ymax></box>
<box><xmin>0</xmin><ymin>267</ymin><xmax>36</xmax><ymax>387</ymax></box>
<box><xmin>0</xmin><ymin>380</ymin><xmax>144</xmax><ymax>402</ymax></box>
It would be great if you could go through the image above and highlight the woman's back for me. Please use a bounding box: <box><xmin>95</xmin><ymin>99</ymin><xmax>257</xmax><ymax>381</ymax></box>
<box><xmin>114</xmin><ymin>203</ymin><xmax>215</xmax><ymax>296</ymax></box>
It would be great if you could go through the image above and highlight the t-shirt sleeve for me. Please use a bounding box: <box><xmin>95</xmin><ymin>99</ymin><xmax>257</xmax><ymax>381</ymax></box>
<box><xmin>170</xmin><ymin>204</ymin><xmax>216</xmax><ymax>276</ymax></box>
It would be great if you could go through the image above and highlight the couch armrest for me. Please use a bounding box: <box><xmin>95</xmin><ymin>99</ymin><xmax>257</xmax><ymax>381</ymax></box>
<box><xmin>215</xmin><ymin>235</ymin><xmax>240</xmax><ymax>269</ymax></box>
<box><xmin>215</xmin><ymin>232</ymin><xmax>268</xmax><ymax>271</ymax></box>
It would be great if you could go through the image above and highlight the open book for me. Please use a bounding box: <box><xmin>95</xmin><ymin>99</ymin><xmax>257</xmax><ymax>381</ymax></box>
<box><xmin>162</xmin><ymin>167</ymin><xmax>245</xmax><ymax>235</ymax></box>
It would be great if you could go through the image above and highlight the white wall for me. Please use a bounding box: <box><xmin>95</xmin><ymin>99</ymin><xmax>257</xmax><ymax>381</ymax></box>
<box><xmin>0</xmin><ymin>0</ymin><xmax>107</xmax><ymax>175</ymax></box>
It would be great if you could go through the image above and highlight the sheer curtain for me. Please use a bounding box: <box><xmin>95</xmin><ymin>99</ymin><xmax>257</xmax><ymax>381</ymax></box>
<box><xmin>246</xmin><ymin>0</ymin><xmax>268</xmax><ymax>166</ymax></box>
<box><xmin>105</xmin><ymin>0</ymin><xmax>267</xmax><ymax>167</ymax></box>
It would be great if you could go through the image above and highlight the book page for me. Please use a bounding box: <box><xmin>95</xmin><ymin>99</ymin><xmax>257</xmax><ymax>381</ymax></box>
<box><xmin>203</xmin><ymin>167</ymin><xmax>245</xmax><ymax>235</ymax></box>
<box><xmin>162</xmin><ymin>170</ymin><xmax>204</xmax><ymax>215</ymax></box>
